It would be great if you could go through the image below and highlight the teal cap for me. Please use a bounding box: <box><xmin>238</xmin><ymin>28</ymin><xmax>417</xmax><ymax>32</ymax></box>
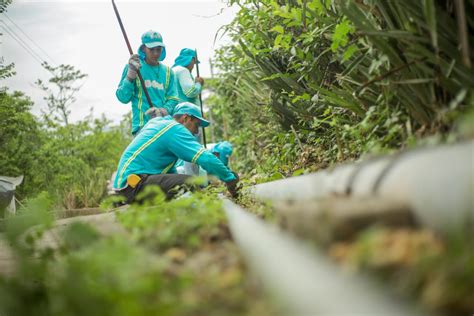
<box><xmin>140</xmin><ymin>30</ymin><xmax>166</xmax><ymax>61</ymax></box>
<box><xmin>213</xmin><ymin>141</ymin><xmax>233</xmax><ymax>166</ymax></box>
<box><xmin>173</xmin><ymin>102</ymin><xmax>210</xmax><ymax>127</ymax></box>
<box><xmin>172</xmin><ymin>48</ymin><xmax>200</xmax><ymax>68</ymax></box>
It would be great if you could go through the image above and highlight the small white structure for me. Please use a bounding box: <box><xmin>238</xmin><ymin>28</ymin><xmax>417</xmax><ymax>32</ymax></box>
<box><xmin>0</xmin><ymin>175</ymin><xmax>24</xmax><ymax>217</ymax></box>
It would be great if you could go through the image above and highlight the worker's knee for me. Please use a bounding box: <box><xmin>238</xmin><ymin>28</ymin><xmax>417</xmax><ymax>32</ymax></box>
<box><xmin>141</xmin><ymin>174</ymin><xmax>196</xmax><ymax>200</ymax></box>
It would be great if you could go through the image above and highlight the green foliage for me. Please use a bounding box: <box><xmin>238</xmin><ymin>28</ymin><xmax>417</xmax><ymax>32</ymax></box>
<box><xmin>456</xmin><ymin>103</ymin><xmax>474</xmax><ymax>138</ymax></box>
<box><xmin>36</xmin><ymin>114</ymin><xmax>130</xmax><ymax>209</ymax></box>
<box><xmin>0</xmin><ymin>89</ymin><xmax>130</xmax><ymax>207</ymax></box>
<box><xmin>1</xmin><ymin>228</ymin><xmax>188</xmax><ymax>316</ymax></box>
<box><xmin>237</xmin><ymin>189</ymin><xmax>276</xmax><ymax>221</ymax></box>
<box><xmin>209</xmin><ymin>0</ymin><xmax>473</xmax><ymax>178</ymax></box>
<box><xmin>330</xmin><ymin>226</ymin><xmax>474</xmax><ymax>314</ymax></box>
<box><xmin>0</xmin><ymin>64</ymin><xmax>131</xmax><ymax>208</ymax></box>
<box><xmin>0</xmin><ymin>1</ymin><xmax>15</xmax><ymax>80</ymax></box>
<box><xmin>4</xmin><ymin>192</ymin><xmax>54</xmax><ymax>251</ymax></box>
<box><xmin>0</xmin><ymin>0</ymin><xmax>12</xmax><ymax>13</ymax></box>
<box><xmin>0</xmin><ymin>57</ymin><xmax>15</xmax><ymax>80</ymax></box>
<box><xmin>0</xmin><ymin>88</ymin><xmax>44</xmax><ymax>197</ymax></box>
<box><xmin>47</xmin><ymin>237</ymin><xmax>188</xmax><ymax>316</ymax></box>
<box><xmin>36</xmin><ymin>62</ymin><xmax>88</xmax><ymax>126</ymax></box>
<box><xmin>331</xmin><ymin>18</ymin><xmax>354</xmax><ymax>52</ymax></box>
<box><xmin>0</xmin><ymin>191</ymin><xmax>275</xmax><ymax>316</ymax></box>
<box><xmin>117</xmin><ymin>187</ymin><xmax>227</xmax><ymax>252</ymax></box>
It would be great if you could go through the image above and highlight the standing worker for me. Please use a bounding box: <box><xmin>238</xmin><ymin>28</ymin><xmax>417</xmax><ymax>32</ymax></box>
<box><xmin>116</xmin><ymin>30</ymin><xmax>180</xmax><ymax>136</ymax></box>
<box><xmin>172</xmin><ymin>48</ymin><xmax>206</xmax><ymax>176</ymax></box>
<box><xmin>172</xmin><ymin>48</ymin><xmax>204</xmax><ymax>106</ymax></box>
<box><xmin>113</xmin><ymin>102</ymin><xmax>240</xmax><ymax>203</ymax></box>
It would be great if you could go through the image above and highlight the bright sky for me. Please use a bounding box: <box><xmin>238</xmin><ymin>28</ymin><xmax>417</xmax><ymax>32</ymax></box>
<box><xmin>1</xmin><ymin>0</ymin><xmax>237</xmax><ymax>124</ymax></box>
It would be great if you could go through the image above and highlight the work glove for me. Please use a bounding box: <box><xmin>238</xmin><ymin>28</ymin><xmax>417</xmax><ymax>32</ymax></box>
<box><xmin>195</xmin><ymin>76</ymin><xmax>204</xmax><ymax>86</ymax></box>
<box><xmin>145</xmin><ymin>107</ymin><xmax>168</xmax><ymax>118</ymax></box>
<box><xmin>126</xmin><ymin>54</ymin><xmax>141</xmax><ymax>81</ymax></box>
<box><xmin>225</xmin><ymin>172</ymin><xmax>240</xmax><ymax>199</ymax></box>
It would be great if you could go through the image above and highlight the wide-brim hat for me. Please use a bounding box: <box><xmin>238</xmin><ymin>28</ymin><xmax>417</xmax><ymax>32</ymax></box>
<box><xmin>213</xmin><ymin>141</ymin><xmax>233</xmax><ymax>165</ymax></box>
<box><xmin>172</xmin><ymin>48</ymin><xmax>200</xmax><ymax>68</ymax></box>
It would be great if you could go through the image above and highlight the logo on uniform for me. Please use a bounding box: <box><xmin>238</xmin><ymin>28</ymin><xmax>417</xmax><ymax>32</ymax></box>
<box><xmin>145</xmin><ymin>80</ymin><xmax>164</xmax><ymax>90</ymax></box>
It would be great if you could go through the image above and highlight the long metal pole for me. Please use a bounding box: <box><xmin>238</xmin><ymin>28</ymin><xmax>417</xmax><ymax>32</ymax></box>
<box><xmin>250</xmin><ymin>141</ymin><xmax>474</xmax><ymax>234</ymax></box>
<box><xmin>112</xmin><ymin>0</ymin><xmax>154</xmax><ymax>108</ymax></box>
<box><xmin>195</xmin><ymin>49</ymin><xmax>207</xmax><ymax>148</ymax></box>
<box><xmin>222</xmin><ymin>199</ymin><xmax>425</xmax><ymax>316</ymax></box>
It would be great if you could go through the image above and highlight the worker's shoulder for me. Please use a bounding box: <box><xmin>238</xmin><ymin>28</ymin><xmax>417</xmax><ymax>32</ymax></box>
<box><xmin>168</xmin><ymin>121</ymin><xmax>189</xmax><ymax>134</ymax></box>
<box><xmin>172</xmin><ymin>65</ymin><xmax>187</xmax><ymax>74</ymax></box>
<box><xmin>148</xmin><ymin>118</ymin><xmax>185</xmax><ymax>133</ymax></box>
<box><xmin>136</xmin><ymin>119</ymin><xmax>182</xmax><ymax>141</ymax></box>
<box><xmin>146</xmin><ymin>116</ymin><xmax>174</xmax><ymax>126</ymax></box>
<box><xmin>158</xmin><ymin>63</ymin><xmax>172</xmax><ymax>72</ymax></box>
<box><xmin>141</xmin><ymin>63</ymin><xmax>170</xmax><ymax>75</ymax></box>
<box><xmin>165</xmin><ymin>122</ymin><xmax>196</xmax><ymax>141</ymax></box>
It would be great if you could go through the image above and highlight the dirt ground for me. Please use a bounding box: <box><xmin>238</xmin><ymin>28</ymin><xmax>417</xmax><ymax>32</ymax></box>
<box><xmin>0</xmin><ymin>210</ymin><xmax>126</xmax><ymax>277</ymax></box>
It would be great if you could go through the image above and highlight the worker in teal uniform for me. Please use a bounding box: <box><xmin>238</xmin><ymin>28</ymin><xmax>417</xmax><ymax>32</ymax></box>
<box><xmin>116</xmin><ymin>30</ymin><xmax>180</xmax><ymax>136</ymax></box>
<box><xmin>209</xmin><ymin>141</ymin><xmax>233</xmax><ymax>166</ymax></box>
<box><xmin>113</xmin><ymin>102</ymin><xmax>239</xmax><ymax>202</ymax></box>
<box><xmin>172</xmin><ymin>48</ymin><xmax>206</xmax><ymax>175</ymax></box>
<box><xmin>176</xmin><ymin>141</ymin><xmax>233</xmax><ymax>180</ymax></box>
<box><xmin>172</xmin><ymin>48</ymin><xmax>204</xmax><ymax>106</ymax></box>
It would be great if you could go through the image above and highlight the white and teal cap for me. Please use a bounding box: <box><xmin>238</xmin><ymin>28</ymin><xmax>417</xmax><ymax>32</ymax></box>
<box><xmin>173</xmin><ymin>102</ymin><xmax>210</xmax><ymax>127</ymax></box>
<box><xmin>140</xmin><ymin>30</ymin><xmax>166</xmax><ymax>61</ymax></box>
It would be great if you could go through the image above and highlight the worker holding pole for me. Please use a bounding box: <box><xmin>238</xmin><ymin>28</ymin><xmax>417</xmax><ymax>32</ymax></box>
<box><xmin>172</xmin><ymin>48</ymin><xmax>208</xmax><ymax>145</ymax></box>
<box><xmin>115</xmin><ymin>30</ymin><xmax>180</xmax><ymax>136</ymax></box>
<box><xmin>172</xmin><ymin>48</ymin><xmax>204</xmax><ymax>107</ymax></box>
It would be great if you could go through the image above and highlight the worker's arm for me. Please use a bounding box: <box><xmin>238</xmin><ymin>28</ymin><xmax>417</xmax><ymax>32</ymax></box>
<box><xmin>176</xmin><ymin>67</ymin><xmax>202</xmax><ymax>99</ymax></box>
<box><xmin>116</xmin><ymin>65</ymin><xmax>135</xmax><ymax>104</ymax></box>
<box><xmin>167</xmin><ymin>125</ymin><xmax>236</xmax><ymax>182</ymax></box>
<box><xmin>164</xmin><ymin>67</ymin><xmax>180</xmax><ymax>114</ymax></box>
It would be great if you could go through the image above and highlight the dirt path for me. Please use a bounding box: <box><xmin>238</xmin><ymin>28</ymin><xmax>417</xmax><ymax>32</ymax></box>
<box><xmin>0</xmin><ymin>210</ymin><xmax>126</xmax><ymax>277</ymax></box>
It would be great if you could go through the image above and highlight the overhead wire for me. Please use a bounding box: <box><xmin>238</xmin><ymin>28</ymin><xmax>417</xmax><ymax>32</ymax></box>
<box><xmin>0</xmin><ymin>23</ymin><xmax>44</xmax><ymax>66</ymax></box>
<box><xmin>2</xmin><ymin>12</ymin><xmax>56</xmax><ymax>65</ymax></box>
<box><xmin>0</xmin><ymin>20</ymin><xmax>54</xmax><ymax>75</ymax></box>
<box><xmin>1</xmin><ymin>12</ymin><xmax>87</xmax><ymax>110</ymax></box>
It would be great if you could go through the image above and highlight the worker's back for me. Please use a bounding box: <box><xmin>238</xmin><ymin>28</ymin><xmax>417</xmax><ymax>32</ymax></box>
<box><xmin>113</xmin><ymin>117</ymin><xmax>183</xmax><ymax>189</ymax></box>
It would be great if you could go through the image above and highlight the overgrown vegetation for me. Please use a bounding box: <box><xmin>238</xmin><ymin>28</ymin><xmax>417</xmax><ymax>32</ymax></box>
<box><xmin>0</xmin><ymin>85</ymin><xmax>131</xmax><ymax>208</ymax></box>
<box><xmin>0</xmin><ymin>57</ymin><xmax>130</xmax><ymax>209</ymax></box>
<box><xmin>0</xmin><ymin>0</ymin><xmax>130</xmax><ymax>209</ymax></box>
<box><xmin>0</xmin><ymin>191</ymin><xmax>277</xmax><ymax>316</ymax></box>
<box><xmin>1</xmin><ymin>0</ymin><xmax>472</xmax><ymax>314</ymax></box>
<box><xmin>208</xmin><ymin>0</ymin><xmax>473</xmax><ymax>180</ymax></box>
<box><xmin>329</xmin><ymin>227</ymin><xmax>474</xmax><ymax>315</ymax></box>
<box><xmin>117</xmin><ymin>187</ymin><xmax>228</xmax><ymax>252</ymax></box>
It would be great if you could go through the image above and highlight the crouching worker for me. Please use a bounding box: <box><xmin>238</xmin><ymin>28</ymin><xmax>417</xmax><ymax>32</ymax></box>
<box><xmin>113</xmin><ymin>102</ymin><xmax>239</xmax><ymax>203</ymax></box>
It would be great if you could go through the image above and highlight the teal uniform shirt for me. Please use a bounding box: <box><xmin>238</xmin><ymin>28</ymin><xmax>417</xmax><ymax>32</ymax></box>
<box><xmin>173</xmin><ymin>65</ymin><xmax>202</xmax><ymax>106</ymax></box>
<box><xmin>116</xmin><ymin>62</ymin><xmax>180</xmax><ymax>134</ymax></box>
<box><xmin>113</xmin><ymin>117</ymin><xmax>236</xmax><ymax>189</ymax></box>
